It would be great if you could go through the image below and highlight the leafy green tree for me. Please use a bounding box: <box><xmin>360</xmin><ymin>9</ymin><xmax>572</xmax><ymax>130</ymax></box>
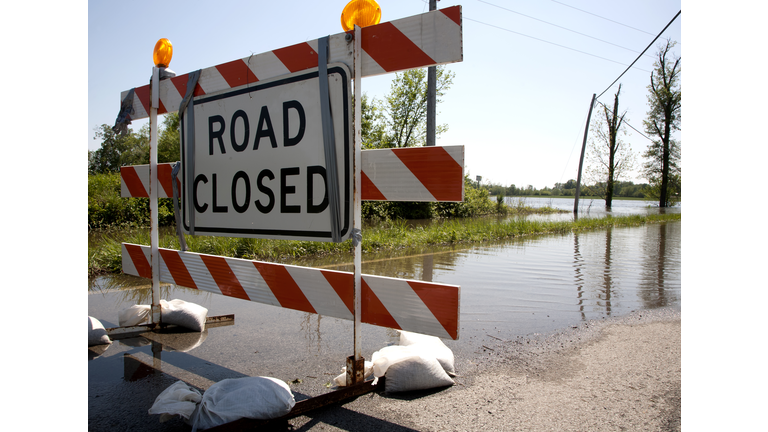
<box><xmin>587</xmin><ymin>84</ymin><xmax>636</xmax><ymax>208</ymax></box>
<box><xmin>371</xmin><ymin>66</ymin><xmax>454</xmax><ymax>148</ymax></box>
<box><xmin>89</xmin><ymin>113</ymin><xmax>180</xmax><ymax>174</ymax></box>
<box><xmin>359</xmin><ymin>67</ymin><xmax>458</xmax><ymax>219</ymax></box>
<box><xmin>158</xmin><ymin>112</ymin><xmax>181</xmax><ymax>163</ymax></box>
<box><xmin>643</xmin><ymin>39</ymin><xmax>681</xmax><ymax>207</ymax></box>
<box><xmin>89</xmin><ymin>124</ymin><xmax>149</xmax><ymax>174</ymax></box>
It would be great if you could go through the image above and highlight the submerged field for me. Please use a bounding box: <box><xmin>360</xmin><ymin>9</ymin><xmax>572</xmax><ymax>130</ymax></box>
<box><xmin>88</xmin><ymin>213</ymin><xmax>681</xmax><ymax>276</ymax></box>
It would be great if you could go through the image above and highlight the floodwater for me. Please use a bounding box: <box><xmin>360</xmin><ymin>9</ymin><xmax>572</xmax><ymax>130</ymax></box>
<box><xmin>88</xmin><ymin>198</ymin><xmax>680</xmax><ymax>430</ymax></box>
<box><xmin>307</xmin><ymin>218</ymin><xmax>680</xmax><ymax>337</ymax></box>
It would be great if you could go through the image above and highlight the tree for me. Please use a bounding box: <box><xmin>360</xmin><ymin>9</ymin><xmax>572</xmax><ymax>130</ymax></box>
<box><xmin>586</xmin><ymin>84</ymin><xmax>636</xmax><ymax>208</ymax></box>
<box><xmin>88</xmin><ymin>124</ymin><xmax>149</xmax><ymax>174</ymax></box>
<box><xmin>643</xmin><ymin>39</ymin><xmax>681</xmax><ymax>207</ymax></box>
<box><xmin>360</xmin><ymin>93</ymin><xmax>387</xmax><ymax>150</ymax></box>
<box><xmin>359</xmin><ymin>67</ymin><xmax>455</xmax><ymax>219</ymax></box>
<box><xmin>374</xmin><ymin>66</ymin><xmax>454</xmax><ymax>148</ymax></box>
<box><xmin>89</xmin><ymin>113</ymin><xmax>180</xmax><ymax>175</ymax></box>
<box><xmin>157</xmin><ymin>112</ymin><xmax>181</xmax><ymax>163</ymax></box>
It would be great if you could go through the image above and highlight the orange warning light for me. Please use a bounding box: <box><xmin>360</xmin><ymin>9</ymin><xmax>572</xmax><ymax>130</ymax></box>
<box><xmin>153</xmin><ymin>38</ymin><xmax>173</xmax><ymax>68</ymax></box>
<box><xmin>341</xmin><ymin>0</ymin><xmax>381</xmax><ymax>32</ymax></box>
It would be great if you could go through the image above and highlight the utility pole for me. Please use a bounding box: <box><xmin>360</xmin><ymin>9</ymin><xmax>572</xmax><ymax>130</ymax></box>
<box><xmin>426</xmin><ymin>0</ymin><xmax>437</xmax><ymax>146</ymax></box>
<box><xmin>574</xmin><ymin>94</ymin><xmax>596</xmax><ymax>216</ymax></box>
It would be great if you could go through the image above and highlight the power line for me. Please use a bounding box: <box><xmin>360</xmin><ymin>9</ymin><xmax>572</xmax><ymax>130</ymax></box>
<box><xmin>595</xmin><ymin>10</ymin><xmax>681</xmax><ymax>101</ymax></box>
<box><xmin>477</xmin><ymin>0</ymin><xmax>654</xmax><ymax>59</ymax></box>
<box><xmin>463</xmin><ymin>17</ymin><xmax>650</xmax><ymax>72</ymax></box>
<box><xmin>595</xmin><ymin>100</ymin><xmax>654</xmax><ymax>142</ymax></box>
<box><xmin>550</xmin><ymin>0</ymin><xmax>656</xmax><ymax>36</ymax></box>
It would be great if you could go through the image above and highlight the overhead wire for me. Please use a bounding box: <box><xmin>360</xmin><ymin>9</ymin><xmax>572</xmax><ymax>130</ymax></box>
<box><xmin>550</xmin><ymin>0</ymin><xmax>656</xmax><ymax>36</ymax></box>
<box><xmin>477</xmin><ymin>0</ymin><xmax>654</xmax><ymax>59</ymax></box>
<box><xmin>595</xmin><ymin>10</ymin><xmax>681</xmax><ymax>100</ymax></box>
<box><xmin>463</xmin><ymin>17</ymin><xmax>650</xmax><ymax>72</ymax></box>
<box><xmin>595</xmin><ymin>100</ymin><xmax>655</xmax><ymax>142</ymax></box>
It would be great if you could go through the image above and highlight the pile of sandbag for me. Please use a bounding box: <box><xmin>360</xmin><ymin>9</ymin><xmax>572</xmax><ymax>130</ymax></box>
<box><xmin>333</xmin><ymin>330</ymin><xmax>456</xmax><ymax>393</ymax></box>
<box><xmin>148</xmin><ymin>377</ymin><xmax>295</xmax><ymax>431</ymax></box>
<box><xmin>88</xmin><ymin>316</ymin><xmax>112</xmax><ymax>347</ymax></box>
<box><xmin>118</xmin><ymin>299</ymin><xmax>208</xmax><ymax>332</ymax></box>
<box><xmin>90</xmin><ymin>299</ymin><xmax>207</xmax><ymax>350</ymax></box>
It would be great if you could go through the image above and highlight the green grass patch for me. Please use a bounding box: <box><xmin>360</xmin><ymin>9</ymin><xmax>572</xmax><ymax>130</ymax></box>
<box><xmin>88</xmin><ymin>213</ymin><xmax>681</xmax><ymax>277</ymax></box>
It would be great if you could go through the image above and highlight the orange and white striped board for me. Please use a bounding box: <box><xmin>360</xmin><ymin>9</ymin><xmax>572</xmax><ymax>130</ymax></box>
<box><xmin>362</xmin><ymin>146</ymin><xmax>464</xmax><ymax>202</ymax></box>
<box><xmin>121</xmin><ymin>145</ymin><xmax>464</xmax><ymax>202</ymax></box>
<box><xmin>120</xmin><ymin>163</ymin><xmax>180</xmax><ymax>199</ymax></box>
<box><xmin>119</xmin><ymin>6</ymin><xmax>462</xmax><ymax>121</ymax></box>
<box><xmin>122</xmin><ymin>243</ymin><xmax>460</xmax><ymax>340</ymax></box>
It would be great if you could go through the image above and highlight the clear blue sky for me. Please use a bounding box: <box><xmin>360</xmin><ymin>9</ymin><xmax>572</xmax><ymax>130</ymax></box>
<box><xmin>87</xmin><ymin>0</ymin><xmax>681</xmax><ymax>189</ymax></box>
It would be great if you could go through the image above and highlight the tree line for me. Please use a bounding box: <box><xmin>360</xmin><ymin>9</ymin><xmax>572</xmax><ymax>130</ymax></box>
<box><xmin>484</xmin><ymin>180</ymin><xmax>649</xmax><ymax>199</ymax></box>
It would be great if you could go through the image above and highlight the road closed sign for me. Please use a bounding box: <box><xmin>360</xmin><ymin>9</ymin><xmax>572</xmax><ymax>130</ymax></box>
<box><xmin>181</xmin><ymin>64</ymin><xmax>352</xmax><ymax>241</ymax></box>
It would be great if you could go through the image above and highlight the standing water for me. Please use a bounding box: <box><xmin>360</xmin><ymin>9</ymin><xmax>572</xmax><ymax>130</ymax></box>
<box><xmin>88</xmin><ymin>198</ymin><xmax>680</xmax><ymax>430</ymax></box>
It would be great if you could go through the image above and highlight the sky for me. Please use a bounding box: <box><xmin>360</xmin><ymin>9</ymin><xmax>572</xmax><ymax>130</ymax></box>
<box><xmin>5</xmin><ymin>2</ymin><xmax>768</xmax><ymax>428</ymax></box>
<box><xmin>87</xmin><ymin>0</ymin><xmax>681</xmax><ymax>190</ymax></box>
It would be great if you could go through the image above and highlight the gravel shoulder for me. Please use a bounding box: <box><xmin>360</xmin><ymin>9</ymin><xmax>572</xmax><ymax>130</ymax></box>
<box><xmin>284</xmin><ymin>308</ymin><xmax>681</xmax><ymax>432</ymax></box>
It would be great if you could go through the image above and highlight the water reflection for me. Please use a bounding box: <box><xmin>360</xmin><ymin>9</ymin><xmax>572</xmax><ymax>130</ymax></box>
<box><xmin>573</xmin><ymin>232</ymin><xmax>585</xmax><ymax>321</ymax></box>
<box><xmin>639</xmin><ymin>222</ymin><xmax>680</xmax><ymax>309</ymax></box>
<box><xmin>321</xmin><ymin>221</ymin><xmax>681</xmax><ymax>336</ymax></box>
<box><xmin>89</xmin><ymin>274</ymin><xmax>217</xmax><ymax>311</ymax></box>
<box><xmin>301</xmin><ymin>313</ymin><xmax>324</xmax><ymax>353</ymax></box>
<box><xmin>601</xmin><ymin>228</ymin><xmax>613</xmax><ymax>315</ymax></box>
<box><xmin>90</xmin><ymin>220</ymin><xmax>681</xmax><ymax>342</ymax></box>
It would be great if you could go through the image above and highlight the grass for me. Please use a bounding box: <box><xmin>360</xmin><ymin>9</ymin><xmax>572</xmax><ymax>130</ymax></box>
<box><xmin>88</xmin><ymin>213</ymin><xmax>681</xmax><ymax>277</ymax></box>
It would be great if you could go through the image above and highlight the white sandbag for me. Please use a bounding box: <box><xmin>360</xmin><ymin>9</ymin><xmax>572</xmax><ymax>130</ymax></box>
<box><xmin>160</xmin><ymin>299</ymin><xmax>208</xmax><ymax>332</ymax></box>
<box><xmin>119</xmin><ymin>304</ymin><xmax>150</xmax><ymax>326</ymax></box>
<box><xmin>398</xmin><ymin>330</ymin><xmax>445</xmax><ymax>346</ymax></box>
<box><xmin>333</xmin><ymin>361</ymin><xmax>374</xmax><ymax>386</ymax></box>
<box><xmin>383</xmin><ymin>354</ymin><xmax>455</xmax><ymax>393</ymax></box>
<box><xmin>371</xmin><ymin>345</ymin><xmax>420</xmax><ymax>378</ymax></box>
<box><xmin>88</xmin><ymin>316</ymin><xmax>111</xmax><ymax>346</ymax></box>
<box><xmin>398</xmin><ymin>330</ymin><xmax>456</xmax><ymax>376</ymax></box>
<box><xmin>148</xmin><ymin>380</ymin><xmax>202</xmax><ymax>423</ymax></box>
<box><xmin>191</xmin><ymin>377</ymin><xmax>295</xmax><ymax>431</ymax></box>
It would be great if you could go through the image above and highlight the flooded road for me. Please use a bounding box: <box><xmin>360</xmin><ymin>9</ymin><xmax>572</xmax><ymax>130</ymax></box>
<box><xmin>304</xmin><ymin>220</ymin><xmax>680</xmax><ymax>338</ymax></box>
<box><xmin>88</xmin><ymin>201</ymin><xmax>680</xmax><ymax>430</ymax></box>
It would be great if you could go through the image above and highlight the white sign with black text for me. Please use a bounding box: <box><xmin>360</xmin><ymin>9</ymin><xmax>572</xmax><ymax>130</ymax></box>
<box><xmin>181</xmin><ymin>64</ymin><xmax>352</xmax><ymax>241</ymax></box>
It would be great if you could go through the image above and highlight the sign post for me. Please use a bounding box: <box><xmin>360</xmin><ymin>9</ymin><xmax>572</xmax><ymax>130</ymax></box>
<box><xmin>350</xmin><ymin>24</ymin><xmax>364</xmax><ymax>384</ymax></box>
<box><xmin>149</xmin><ymin>66</ymin><xmax>161</xmax><ymax>325</ymax></box>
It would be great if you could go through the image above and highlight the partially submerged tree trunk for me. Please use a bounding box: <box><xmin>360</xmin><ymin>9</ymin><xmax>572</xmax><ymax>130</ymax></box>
<box><xmin>643</xmin><ymin>39</ymin><xmax>681</xmax><ymax>208</ymax></box>
<box><xmin>604</xmin><ymin>85</ymin><xmax>626</xmax><ymax>209</ymax></box>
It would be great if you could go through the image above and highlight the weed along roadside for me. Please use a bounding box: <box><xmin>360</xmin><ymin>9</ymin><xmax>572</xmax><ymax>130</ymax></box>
<box><xmin>89</xmin><ymin>213</ymin><xmax>681</xmax><ymax>276</ymax></box>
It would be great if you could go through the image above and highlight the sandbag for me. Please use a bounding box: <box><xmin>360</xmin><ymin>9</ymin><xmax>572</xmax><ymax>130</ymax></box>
<box><xmin>119</xmin><ymin>304</ymin><xmax>150</xmax><ymax>326</ymax></box>
<box><xmin>148</xmin><ymin>380</ymin><xmax>202</xmax><ymax>423</ymax></box>
<box><xmin>161</xmin><ymin>299</ymin><xmax>208</xmax><ymax>332</ymax></box>
<box><xmin>333</xmin><ymin>361</ymin><xmax>374</xmax><ymax>387</ymax></box>
<box><xmin>371</xmin><ymin>345</ymin><xmax>419</xmax><ymax>378</ymax></box>
<box><xmin>383</xmin><ymin>355</ymin><xmax>454</xmax><ymax>393</ymax></box>
<box><xmin>88</xmin><ymin>316</ymin><xmax>111</xmax><ymax>346</ymax></box>
<box><xmin>398</xmin><ymin>330</ymin><xmax>456</xmax><ymax>376</ymax></box>
<box><xmin>191</xmin><ymin>377</ymin><xmax>295</xmax><ymax>431</ymax></box>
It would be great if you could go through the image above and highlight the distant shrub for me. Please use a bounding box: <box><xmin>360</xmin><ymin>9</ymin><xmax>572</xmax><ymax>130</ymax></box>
<box><xmin>88</xmin><ymin>173</ymin><xmax>175</xmax><ymax>229</ymax></box>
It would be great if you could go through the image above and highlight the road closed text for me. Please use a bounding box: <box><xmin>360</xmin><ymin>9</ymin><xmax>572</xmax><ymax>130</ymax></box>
<box><xmin>180</xmin><ymin>65</ymin><xmax>352</xmax><ymax>241</ymax></box>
